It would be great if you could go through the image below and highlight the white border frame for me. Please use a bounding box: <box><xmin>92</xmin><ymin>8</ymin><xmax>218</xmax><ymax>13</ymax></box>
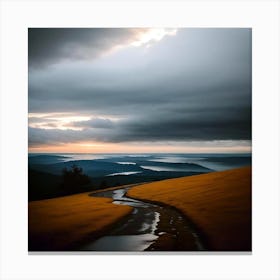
<box><xmin>1</xmin><ymin>0</ymin><xmax>280</xmax><ymax>279</ymax></box>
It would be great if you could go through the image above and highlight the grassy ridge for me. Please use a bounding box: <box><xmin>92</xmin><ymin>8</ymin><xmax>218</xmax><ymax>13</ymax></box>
<box><xmin>28</xmin><ymin>192</ymin><xmax>132</xmax><ymax>251</ymax></box>
<box><xmin>128</xmin><ymin>166</ymin><xmax>251</xmax><ymax>251</ymax></box>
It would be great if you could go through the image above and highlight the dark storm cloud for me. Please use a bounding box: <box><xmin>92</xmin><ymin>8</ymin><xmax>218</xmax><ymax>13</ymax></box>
<box><xmin>28</xmin><ymin>28</ymin><xmax>150</xmax><ymax>68</ymax></box>
<box><xmin>28</xmin><ymin>126</ymin><xmax>86</xmax><ymax>146</ymax></box>
<box><xmin>28</xmin><ymin>102</ymin><xmax>251</xmax><ymax>146</ymax></box>
<box><xmin>28</xmin><ymin>125</ymin><xmax>118</xmax><ymax>146</ymax></box>
<box><xmin>28</xmin><ymin>28</ymin><xmax>251</xmax><ymax>146</ymax></box>
<box><xmin>114</xmin><ymin>107</ymin><xmax>251</xmax><ymax>142</ymax></box>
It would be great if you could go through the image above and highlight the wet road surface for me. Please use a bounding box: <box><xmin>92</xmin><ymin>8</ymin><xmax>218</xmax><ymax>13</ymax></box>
<box><xmin>80</xmin><ymin>186</ymin><xmax>205</xmax><ymax>251</ymax></box>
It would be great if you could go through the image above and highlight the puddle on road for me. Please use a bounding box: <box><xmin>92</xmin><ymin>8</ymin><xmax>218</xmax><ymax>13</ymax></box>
<box><xmin>81</xmin><ymin>188</ymin><xmax>160</xmax><ymax>251</ymax></box>
<box><xmin>82</xmin><ymin>234</ymin><xmax>157</xmax><ymax>251</ymax></box>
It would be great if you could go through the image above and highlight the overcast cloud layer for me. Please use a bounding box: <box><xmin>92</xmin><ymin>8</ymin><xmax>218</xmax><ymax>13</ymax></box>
<box><xmin>28</xmin><ymin>28</ymin><xmax>252</xmax><ymax>149</ymax></box>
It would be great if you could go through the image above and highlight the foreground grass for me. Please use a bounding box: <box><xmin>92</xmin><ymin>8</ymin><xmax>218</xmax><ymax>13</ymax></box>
<box><xmin>29</xmin><ymin>192</ymin><xmax>132</xmax><ymax>251</ymax></box>
<box><xmin>128</xmin><ymin>166</ymin><xmax>251</xmax><ymax>251</ymax></box>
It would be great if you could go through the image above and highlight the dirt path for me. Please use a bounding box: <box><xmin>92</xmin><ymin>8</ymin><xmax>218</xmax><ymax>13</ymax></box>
<box><xmin>79</xmin><ymin>186</ymin><xmax>205</xmax><ymax>251</ymax></box>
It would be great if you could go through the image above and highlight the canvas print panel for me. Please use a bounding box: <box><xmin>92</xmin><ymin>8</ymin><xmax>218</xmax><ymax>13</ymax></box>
<box><xmin>28</xmin><ymin>28</ymin><xmax>252</xmax><ymax>252</ymax></box>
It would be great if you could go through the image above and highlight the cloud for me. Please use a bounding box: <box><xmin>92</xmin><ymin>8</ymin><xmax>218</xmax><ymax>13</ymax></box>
<box><xmin>28</xmin><ymin>28</ymin><xmax>252</xmax><ymax>148</ymax></box>
<box><xmin>28</xmin><ymin>103</ymin><xmax>251</xmax><ymax>146</ymax></box>
<box><xmin>71</xmin><ymin>117</ymin><xmax>115</xmax><ymax>129</ymax></box>
<box><xmin>28</xmin><ymin>28</ymin><xmax>176</xmax><ymax>68</ymax></box>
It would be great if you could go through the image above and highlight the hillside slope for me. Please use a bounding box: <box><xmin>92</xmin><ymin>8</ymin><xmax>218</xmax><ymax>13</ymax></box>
<box><xmin>29</xmin><ymin>193</ymin><xmax>132</xmax><ymax>251</ymax></box>
<box><xmin>128</xmin><ymin>166</ymin><xmax>251</xmax><ymax>251</ymax></box>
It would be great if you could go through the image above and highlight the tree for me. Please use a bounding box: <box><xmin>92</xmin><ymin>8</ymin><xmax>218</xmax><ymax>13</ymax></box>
<box><xmin>61</xmin><ymin>164</ymin><xmax>90</xmax><ymax>193</ymax></box>
<box><xmin>99</xmin><ymin>180</ymin><xmax>107</xmax><ymax>189</ymax></box>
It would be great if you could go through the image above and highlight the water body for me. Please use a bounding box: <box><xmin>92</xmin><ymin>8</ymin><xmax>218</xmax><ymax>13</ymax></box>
<box><xmin>29</xmin><ymin>153</ymin><xmax>251</xmax><ymax>172</ymax></box>
<box><xmin>141</xmin><ymin>165</ymin><xmax>195</xmax><ymax>172</ymax></box>
<box><xmin>80</xmin><ymin>186</ymin><xmax>204</xmax><ymax>251</ymax></box>
<box><xmin>106</xmin><ymin>171</ymin><xmax>142</xmax><ymax>176</ymax></box>
<box><xmin>147</xmin><ymin>156</ymin><xmax>206</xmax><ymax>164</ymax></box>
<box><xmin>115</xmin><ymin>162</ymin><xmax>137</xmax><ymax>165</ymax></box>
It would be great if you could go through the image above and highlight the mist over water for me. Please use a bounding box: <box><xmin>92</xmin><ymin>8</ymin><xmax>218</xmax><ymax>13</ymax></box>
<box><xmin>28</xmin><ymin>152</ymin><xmax>251</xmax><ymax>202</ymax></box>
<box><xmin>29</xmin><ymin>153</ymin><xmax>251</xmax><ymax>172</ymax></box>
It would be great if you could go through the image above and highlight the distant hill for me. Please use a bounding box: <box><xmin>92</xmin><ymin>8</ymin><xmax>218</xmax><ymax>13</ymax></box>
<box><xmin>29</xmin><ymin>169</ymin><xmax>63</xmax><ymax>201</ymax></box>
<box><xmin>28</xmin><ymin>168</ymin><xmax>206</xmax><ymax>201</ymax></box>
<box><xmin>29</xmin><ymin>159</ymin><xmax>212</xmax><ymax>177</ymax></box>
<box><xmin>28</xmin><ymin>154</ymin><xmax>69</xmax><ymax>165</ymax></box>
<box><xmin>29</xmin><ymin>169</ymin><xmax>94</xmax><ymax>201</ymax></box>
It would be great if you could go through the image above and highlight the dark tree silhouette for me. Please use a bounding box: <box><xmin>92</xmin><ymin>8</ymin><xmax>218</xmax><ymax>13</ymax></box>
<box><xmin>99</xmin><ymin>180</ymin><xmax>107</xmax><ymax>189</ymax></box>
<box><xmin>61</xmin><ymin>164</ymin><xmax>90</xmax><ymax>193</ymax></box>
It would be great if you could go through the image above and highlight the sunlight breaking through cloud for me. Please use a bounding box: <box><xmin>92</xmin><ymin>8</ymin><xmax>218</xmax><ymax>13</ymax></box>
<box><xmin>28</xmin><ymin>28</ymin><xmax>251</xmax><ymax>153</ymax></box>
<box><xmin>130</xmin><ymin>28</ymin><xmax>178</xmax><ymax>47</ymax></box>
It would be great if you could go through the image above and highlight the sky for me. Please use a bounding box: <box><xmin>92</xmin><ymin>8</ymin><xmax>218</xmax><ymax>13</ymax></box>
<box><xmin>28</xmin><ymin>28</ymin><xmax>252</xmax><ymax>153</ymax></box>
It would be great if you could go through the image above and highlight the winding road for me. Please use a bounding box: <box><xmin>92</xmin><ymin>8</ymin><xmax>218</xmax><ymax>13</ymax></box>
<box><xmin>80</xmin><ymin>185</ymin><xmax>205</xmax><ymax>251</ymax></box>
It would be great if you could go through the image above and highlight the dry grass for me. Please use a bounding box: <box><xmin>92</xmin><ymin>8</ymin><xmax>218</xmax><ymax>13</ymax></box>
<box><xmin>29</xmin><ymin>192</ymin><xmax>132</xmax><ymax>250</ymax></box>
<box><xmin>128</xmin><ymin>166</ymin><xmax>251</xmax><ymax>251</ymax></box>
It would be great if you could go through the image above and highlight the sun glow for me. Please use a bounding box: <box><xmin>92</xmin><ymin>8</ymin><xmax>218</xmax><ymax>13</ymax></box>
<box><xmin>29</xmin><ymin>141</ymin><xmax>251</xmax><ymax>154</ymax></box>
<box><xmin>29</xmin><ymin>116</ymin><xmax>90</xmax><ymax>130</ymax></box>
<box><xmin>28</xmin><ymin>113</ymin><xmax>122</xmax><ymax>131</ymax></box>
<box><xmin>131</xmin><ymin>28</ymin><xmax>177</xmax><ymax>47</ymax></box>
<box><xmin>29</xmin><ymin>113</ymin><xmax>91</xmax><ymax>130</ymax></box>
<box><xmin>78</xmin><ymin>143</ymin><xmax>105</xmax><ymax>147</ymax></box>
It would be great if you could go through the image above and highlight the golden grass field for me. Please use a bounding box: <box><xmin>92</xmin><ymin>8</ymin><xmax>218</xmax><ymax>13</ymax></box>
<box><xmin>28</xmin><ymin>192</ymin><xmax>132</xmax><ymax>250</ymax></box>
<box><xmin>29</xmin><ymin>167</ymin><xmax>251</xmax><ymax>251</ymax></box>
<box><xmin>128</xmin><ymin>166</ymin><xmax>251</xmax><ymax>251</ymax></box>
